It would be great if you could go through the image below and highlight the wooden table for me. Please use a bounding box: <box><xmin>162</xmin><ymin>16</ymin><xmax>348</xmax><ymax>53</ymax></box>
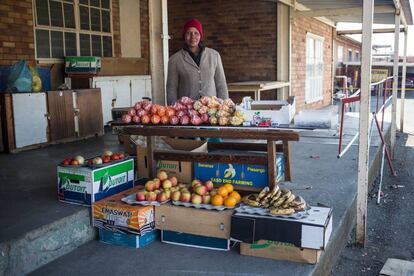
<box><xmin>227</xmin><ymin>81</ymin><xmax>290</xmax><ymax>100</ymax></box>
<box><xmin>113</xmin><ymin>124</ymin><xmax>299</xmax><ymax>190</ymax></box>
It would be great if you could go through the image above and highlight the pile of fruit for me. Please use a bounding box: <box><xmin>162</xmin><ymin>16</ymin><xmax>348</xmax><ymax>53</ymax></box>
<box><xmin>175</xmin><ymin>180</ymin><xmax>241</xmax><ymax>208</ymax></box>
<box><xmin>242</xmin><ymin>186</ymin><xmax>307</xmax><ymax>215</ymax></box>
<box><xmin>121</xmin><ymin>96</ymin><xmax>244</xmax><ymax>126</ymax></box>
<box><xmin>136</xmin><ymin>171</ymin><xmax>186</xmax><ymax>203</ymax></box>
<box><xmin>88</xmin><ymin>151</ymin><xmax>125</xmax><ymax>165</ymax></box>
<box><xmin>61</xmin><ymin>155</ymin><xmax>85</xmax><ymax>166</ymax></box>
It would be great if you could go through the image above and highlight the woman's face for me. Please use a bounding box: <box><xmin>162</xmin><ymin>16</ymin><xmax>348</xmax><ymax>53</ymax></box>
<box><xmin>184</xmin><ymin>27</ymin><xmax>201</xmax><ymax>48</ymax></box>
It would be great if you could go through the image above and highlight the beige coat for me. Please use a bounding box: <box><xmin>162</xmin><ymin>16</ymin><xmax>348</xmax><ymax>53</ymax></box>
<box><xmin>166</xmin><ymin>47</ymin><xmax>228</xmax><ymax>105</ymax></box>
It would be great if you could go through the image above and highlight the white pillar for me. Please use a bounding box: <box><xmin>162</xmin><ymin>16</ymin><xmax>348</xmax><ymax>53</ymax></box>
<box><xmin>161</xmin><ymin>0</ymin><xmax>169</xmax><ymax>104</ymax></box>
<box><xmin>400</xmin><ymin>29</ymin><xmax>408</xmax><ymax>133</ymax></box>
<box><xmin>391</xmin><ymin>13</ymin><xmax>400</xmax><ymax>154</ymax></box>
<box><xmin>356</xmin><ymin>0</ymin><xmax>374</xmax><ymax>247</ymax></box>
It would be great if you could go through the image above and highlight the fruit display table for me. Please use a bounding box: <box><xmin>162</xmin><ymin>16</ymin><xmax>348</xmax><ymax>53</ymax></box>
<box><xmin>112</xmin><ymin>124</ymin><xmax>299</xmax><ymax>189</ymax></box>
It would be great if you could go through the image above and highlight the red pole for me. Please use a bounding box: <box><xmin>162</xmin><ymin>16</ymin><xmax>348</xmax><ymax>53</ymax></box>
<box><xmin>381</xmin><ymin>81</ymin><xmax>387</xmax><ymax>131</ymax></box>
<box><xmin>376</xmin><ymin>84</ymin><xmax>379</xmax><ymax>113</ymax></box>
<box><xmin>374</xmin><ymin>113</ymin><xmax>396</xmax><ymax>176</ymax></box>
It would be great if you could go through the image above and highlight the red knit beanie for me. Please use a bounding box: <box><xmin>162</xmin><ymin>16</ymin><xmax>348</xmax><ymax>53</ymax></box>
<box><xmin>182</xmin><ymin>18</ymin><xmax>203</xmax><ymax>39</ymax></box>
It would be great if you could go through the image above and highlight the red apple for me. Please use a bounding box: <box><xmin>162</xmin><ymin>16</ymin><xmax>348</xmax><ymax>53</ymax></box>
<box><xmin>162</xmin><ymin>179</ymin><xmax>172</xmax><ymax>189</ymax></box>
<box><xmin>157</xmin><ymin>192</ymin><xmax>168</xmax><ymax>202</ymax></box>
<box><xmin>164</xmin><ymin>189</ymin><xmax>171</xmax><ymax>199</ymax></box>
<box><xmin>204</xmin><ymin>180</ymin><xmax>214</xmax><ymax>191</ymax></box>
<box><xmin>153</xmin><ymin>178</ymin><xmax>161</xmax><ymax>189</ymax></box>
<box><xmin>157</xmin><ymin>170</ymin><xmax>168</xmax><ymax>181</ymax></box>
<box><xmin>180</xmin><ymin>192</ymin><xmax>191</xmax><ymax>202</ymax></box>
<box><xmin>145</xmin><ymin>180</ymin><xmax>155</xmax><ymax>192</ymax></box>
<box><xmin>136</xmin><ymin>191</ymin><xmax>146</xmax><ymax>201</ymax></box>
<box><xmin>191</xmin><ymin>179</ymin><xmax>202</xmax><ymax>188</ymax></box>
<box><xmin>202</xmin><ymin>195</ymin><xmax>211</xmax><ymax>204</ymax></box>
<box><xmin>169</xmin><ymin>176</ymin><xmax>178</xmax><ymax>187</ymax></box>
<box><xmin>145</xmin><ymin>192</ymin><xmax>157</xmax><ymax>201</ymax></box>
<box><xmin>171</xmin><ymin>191</ymin><xmax>181</xmax><ymax>201</ymax></box>
<box><xmin>191</xmin><ymin>194</ymin><xmax>202</xmax><ymax>204</ymax></box>
<box><xmin>195</xmin><ymin>185</ymin><xmax>207</xmax><ymax>196</ymax></box>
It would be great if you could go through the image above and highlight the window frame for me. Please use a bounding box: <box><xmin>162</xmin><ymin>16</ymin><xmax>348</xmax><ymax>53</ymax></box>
<box><xmin>33</xmin><ymin>0</ymin><xmax>114</xmax><ymax>64</ymax></box>
<box><xmin>355</xmin><ymin>51</ymin><xmax>360</xmax><ymax>61</ymax></box>
<box><xmin>347</xmin><ymin>49</ymin><xmax>353</xmax><ymax>62</ymax></box>
<box><xmin>337</xmin><ymin>45</ymin><xmax>343</xmax><ymax>63</ymax></box>
<box><xmin>305</xmin><ymin>32</ymin><xmax>325</xmax><ymax>104</ymax></box>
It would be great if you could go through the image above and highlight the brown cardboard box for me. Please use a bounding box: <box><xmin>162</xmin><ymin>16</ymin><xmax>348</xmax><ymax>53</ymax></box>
<box><xmin>240</xmin><ymin>240</ymin><xmax>321</xmax><ymax>264</ymax></box>
<box><xmin>155</xmin><ymin>204</ymin><xmax>233</xmax><ymax>239</ymax></box>
<box><xmin>137</xmin><ymin>138</ymin><xmax>207</xmax><ymax>183</ymax></box>
<box><xmin>92</xmin><ymin>186</ymin><xmax>155</xmax><ymax>235</ymax></box>
<box><xmin>99</xmin><ymin>58</ymin><xmax>148</xmax><ymax>76</ymax></box>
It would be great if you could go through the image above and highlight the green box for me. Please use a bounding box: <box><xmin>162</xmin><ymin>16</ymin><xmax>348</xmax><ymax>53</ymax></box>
<box><xmin>65</xmin><ymin>56</ymin><xmax>101</xmax><ymax>74</ymax></box>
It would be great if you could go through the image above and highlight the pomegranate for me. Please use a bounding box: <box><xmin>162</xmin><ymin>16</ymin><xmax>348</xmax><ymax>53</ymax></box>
<box><xmin>132</xmin><ymin>115</ymin><xmax>141</xmax><ymax>124</ymax></box>
<box><xmin>128</xmin><ymin>108</ymin><xmax>136</xmax><ymax>116</ymax></box>
<box><xmin>201</xmin><ymin>113</ymin><xmax>209</xmax><ymax>123</ymax></box>
<box><xmin>191</xmin><ymin>115</ymin><xmax>202</xmax><ymax>125</ymax></box>
<box><xmin>143</xmin><ymin>102</ymin><xmax>152</xmax><ymax>112</ymax></box>
<box><xmin>176</xmin><ymin>110</ymin><xmax>187</xmax><ymax>117</ymax></box>
<box><xmin>134</xmin><ymin>102</ymin><xmax>142</xmax><ymax>110</ymax></box>
<box><xmin>180</xmin><ymin>115</ymin><xmax>190</xmax><ymax>125</ymax></box>
<box><xmin>169</xmin><ymin>116</ymin><xmax>179</xmax><ymax>125</ymax></box>
<box><xmin>189</xmin><ymin>109</ymin><xmax>200</xmax><ymax>117</ymax></box>
<box><xmin>137</xmin><ymin>109</ymin><xmax>148</xmax><ymax>117</ymax></box>
<box><xmin>122</xmin><ymin>114</ymin><xmax>132</xmax><ymax>123</ymax></box>
<box><xmin>179</xmin><ymin>96</ymin><xmax>193</xmax><ymax>105</ymax></box>
<box><xmin>151</xmin><ymin>114</ymin><xmax>161</xmax><ymax>124</ymax></box>
<box><xmin>173</xmin><ymin>102</ymin><xmax>186</xmax><ymax>111</ymax></box>
<box><xmin>141</xmin><ymin>115</ymin><xmax>150</xmax><ymax>124</ymax></box>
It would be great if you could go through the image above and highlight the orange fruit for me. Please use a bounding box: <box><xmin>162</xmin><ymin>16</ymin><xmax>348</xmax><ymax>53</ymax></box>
<box><xmin>223</xmin><ymin>184</ymin><xmax>234</xmax><ymax>193</ymax></box>
<box><xmin>211</xmin><ymin>195</ymin><xmax>224</xmax><ymax>206</ymax></box>
<box><xmin>218</xmin><ymin>186</ymin><xmax>229</xmax><ymax>198</ymax></box>
<box><xmin>224</xmin><ymin>196</ymin><xmax>237</xmax><ymax>207</ymax></box>
<box><xmin>229</xmin><ymin>191</ymin><xmax>241</xmax><ymax>202</ymax></box>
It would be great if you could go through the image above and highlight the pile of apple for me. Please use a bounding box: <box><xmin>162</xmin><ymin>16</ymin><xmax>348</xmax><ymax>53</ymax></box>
<box><xmin>121</xmin><ymin>96</ymin><xmax>244</xmax><ymax>126</ymax></box>
<box><xmin>61</xmin><ymin>155</ymin><xmax>85</xmax><ymax>166</ymax></box>
<box><xmin>174</xmin><ymin>179</ymin><xmax>216</xmax><ymax>205</ymax></box>
<box><xmin>88</xmin><ymin>151</ymin><xmax>126</xmax><ymax>165</ymax></box>
<box><xmin>136</xmin><ymin>170</ymin><xmax>187</xmax><ymax>203</ymax></box>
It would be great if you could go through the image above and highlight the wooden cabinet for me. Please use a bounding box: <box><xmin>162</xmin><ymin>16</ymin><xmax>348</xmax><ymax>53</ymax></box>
<box><xmin>0</xmin><ymin>89</ymin><xmax>103</xmax><ymax>153</ymax></box>
<box><xmin>92</xmin><ymin>75</ymin><xmax>152</xmax><ymax>125</ymax></box>
<box><xmin>47</xmin><ymin>90</ymin><xmax>76</xmax><ymax>141</ymax></box>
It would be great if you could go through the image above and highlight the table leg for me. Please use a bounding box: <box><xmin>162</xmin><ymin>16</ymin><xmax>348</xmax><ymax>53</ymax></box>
<box><xmin>146</xmin><ymin>136</ymin><xmax>156</xmax><ymax>178</ymax></box>
<box><xmin>267</xmin><ymin>140</ymin><xmax>276</xmax><ymax>189</ymax></box>
<box><xmin>283</xmin><ymin>140</ymin><xmax>292</xmax><ymax>181</ymax></box>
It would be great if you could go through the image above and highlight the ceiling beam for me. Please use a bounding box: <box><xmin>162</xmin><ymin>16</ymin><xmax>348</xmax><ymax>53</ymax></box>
<box><xmin>337</xmin><ymin>27</ymin><xmax>404</xmax><ymax>35</ymax></box>
<box><xmin>295</xmin><ymin>5</ymin><xmax>395</xmax><ymax>18</ymax></box>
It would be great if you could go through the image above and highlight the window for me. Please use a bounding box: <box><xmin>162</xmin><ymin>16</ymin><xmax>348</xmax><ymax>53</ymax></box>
<box><xmin>337</xmin><ymin>45</ymin><xmax>343</xmax><ymax>62</ymax></box>
<box><xmin>305</xmin><ymin>33</ymin><xmax>324</xmax><ymax>103</ymax></box>
<box><xmin>34</xmin><ymin>0</ymin><xmax>113</xmax><ymax>61</ymax></box>
<box><xmin>355</xmin><ymin>51</ymin><xmax>360</xmax><ymax>61</ymax></box>
<box><xmin>348</xmin><ymin>49</ymin><xmax>353</xmax><ymax>62</ymax></box>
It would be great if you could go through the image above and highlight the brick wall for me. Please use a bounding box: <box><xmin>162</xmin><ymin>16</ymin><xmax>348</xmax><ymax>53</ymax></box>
<box><xmin>168</xmin><ymin>0</ymin><xmax>277</xmax><ymax>93</ymax></box>
<box><xmin>140</xmin><ymin>0</ymin><xmax>149</xmax><ymax>64</ymax></box>
<box><xmin>0</xmin><ymin>0</ymin><xmax>35</xmax><ymax>66</ymax></box>
<box><xmin>291</xmin><ymin>16</ymin><xmax>334</xmax><ymax>111</ymax></box>
<box><xmin>336</xmin><ymin>35</ymin><xmax>361</xmax><ymax>63</ymax></box>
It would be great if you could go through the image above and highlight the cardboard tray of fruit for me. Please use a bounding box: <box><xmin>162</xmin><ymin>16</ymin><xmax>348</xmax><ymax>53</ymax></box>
<box><xmin>86</xmin><ymin>153</ymin><xmax>129</xmax><ymax>169</ymax></box>
<box><xmin>171</xmin><ymin>200</ymin><xmax>236</xmax><ymax>211</ymax></box>
<box><xmin>121</xmin><ymin>193</ymin><xmax>170</xmax><ymax>206</ymax></box>
<box><xmin>59</xmin><ymin>156</ymin><xmax>88</xmax><ymax>167</ymax></box>
<box><xmin>235</xmin><ymin>204</ymin><xmax>310</xmax><ymax>219</ymax></box>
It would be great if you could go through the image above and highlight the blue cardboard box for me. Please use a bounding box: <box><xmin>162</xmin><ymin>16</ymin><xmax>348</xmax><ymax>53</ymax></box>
<box><xmin>99</xmin><ymin>228</ymin><xmax>159</xmax><ymax>248</ymax></box>
<box><xmin>161</xmin><ymin>230</ymin><xmax>230</xmax><ymax>251</ymax></box>
<box><xmin>194</xmin><ymin>154</ymin><xmax>283</xmax><ymax>189</ymax></box>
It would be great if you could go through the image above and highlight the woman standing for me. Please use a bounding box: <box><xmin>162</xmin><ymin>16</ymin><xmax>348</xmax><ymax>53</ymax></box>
<box><xmin>166</xmin><ymin>19</ymin><xmax>229</xmax><ymax>105</ymax></box>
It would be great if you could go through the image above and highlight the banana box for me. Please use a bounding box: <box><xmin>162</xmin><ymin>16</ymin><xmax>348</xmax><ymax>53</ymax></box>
<box><xmin>194</xmin><ymin>154</ymin><xmax>283</xmax><ymax>190</ymax></box>
<box><xmin>93</xmin><ymin>186</ymin><xmax>155</xmax><ymax>235</ymax></box>
<box><xmin>57</xmin><ymin>158</ymin><xmax>134</xmax><ymax>206</ymax></box>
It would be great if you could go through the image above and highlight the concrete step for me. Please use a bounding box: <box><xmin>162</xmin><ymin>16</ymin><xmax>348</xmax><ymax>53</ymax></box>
<box><xmin>0</xmin><ymin>209</ymin><xmax>96</xmax><ymax>276</ymax></box>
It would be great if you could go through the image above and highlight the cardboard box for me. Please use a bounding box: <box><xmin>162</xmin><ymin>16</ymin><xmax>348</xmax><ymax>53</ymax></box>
<box><xmin>239</xmin><ymin>96</ymin><xmax>296</xmax><ymax>126</ymax></box>
<box><xmin>65</xmin><ymin>56</ymin><xmax>101</xmax><ymax>74</ymax></box>
<box><xmin>155</xmin><ymin>204</ymin><xmax>233</xmax><ymax>239</ymax></box>
<box><xmin>92</xmin><ymin>186</ymin><xmax>155</xmax><ymax>235</ymax></box>
<box><xmin>137</xmin><ymin>138</ymin><xmax>207</xmax><ymax>183</ymax></box>
<box><xmin>99</xmin><ymin>228</ymin><xmax>159</xmax><ymax>248</ymax></box>
<box><xmin>231</xmin><ymin>206</ymin><xmax>332</xmax><ymax>250</ymax></box>
<box><xmin>194</xmin><ymin>153</ymin><xmax>284</xmax><ymax>190</ymax></box>
<box><xmin>161</xmin><ymin>230</ymin><xmax>230</xmax><ymax>251</ymax></box>
<box><xmin>57</xmin><ymin>158</ymin><xmax>134</xmax><ymax>206</ymax></box>
<box><xmin>240</xmin><ymin>240</ymin><xmax>321</xmax><ymax>264</ymax></box>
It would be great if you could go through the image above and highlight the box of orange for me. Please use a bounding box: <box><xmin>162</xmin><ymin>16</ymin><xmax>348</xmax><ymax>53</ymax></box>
<box><xmin>93</xmin><ymin>186</ymin><xmax>155</xmax><ymax>235</ymax></box>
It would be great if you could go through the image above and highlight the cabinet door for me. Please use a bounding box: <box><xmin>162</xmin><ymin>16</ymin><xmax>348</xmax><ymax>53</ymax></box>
<box><xmin>47</xmin><ymin>90</ymin><xmax>76</xmax><ymax>141</ymax></box>
<box><xmin>131</xmin><ymin>78</ymin><xmax>152</xmax><ymax>104</ymax></box>
<box><xmin>94</xmin><ymin>80</ymin><xmax>115</xmax><ymax>125</ymax></box>
<box><xmin>76</xmin><ymin>89</ymin><xmax>104</xmax><ymax>137</ymax></box>
<box><xmin>113</xmin><ymin>78</ymin><xmax>131</xmax><ymax>108</ymax></box>
<box><xmin>12</xmin><ymin>93</ymin><xmax>48</xmax><ymax>148</ymax></box>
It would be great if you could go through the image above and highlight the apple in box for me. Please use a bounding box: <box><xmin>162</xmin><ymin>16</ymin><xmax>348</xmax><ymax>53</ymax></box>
<box><xmin>153</xmin><ymin>178</ymin><xmax>161</xmax><ymax>189</ymax></box>
<box><xmin>191</xmin><ymin>179</ymin><xmax>202</xmax><ymax>189</ymax></box>
<box><xmin>169</xmin><ymin>176</ymin><xmax>178</xmax><ymax>187</ymax></box>
<box><xmin>202</xmin><ymin>194</ymin><xmax>211</xmax><ymax>204</ymax></box>
<box><xmin>171</xmin><ymin>191</ymin><xmax>181</xmax><ymax>201</ymax></box>
<box><xmin>157</xmin><ymin>192</ymin><xmax>168</xmax><ymax>202</ymax></box>
<box><xmin>145</xmin><ymin>192</ymin><xmax>157</xmax><ymax>201</ymax></box>
<box><xmin>180</xmin><ymin>192</ymin><xmax>191</xmax><ymax>202</ymax></box>
<box><xmin>204</xmin><ymin>180</ymin><xmax>214</xmax><ymax>191</ymax></box>
<box><xmin>162</xmin><ymin>179</ymin><xmax>172</xmax><ymax>189</ymax></box>
<box><xmin>145</xmin><ymin>180</ymin><xmax>155</xmax><ymax>192</ymax></box>
<box><xmin>191</xmin><ymin>194</ymin><xmax>202</xmax><ymax>204</ymax></box>
<box><xmin>136</xmin><ymin>191</ymin><xmax>146</xmax><ymax>201</ymax></box>
<box><xmin>157</xmin><ymin>170</ymin><xmax>168</xmax><ymax>181</ymax></box>
<box><xmin>195</xmin><ymin>185</ymin><xmax>207</xmax><ymax>196</ymax></box>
